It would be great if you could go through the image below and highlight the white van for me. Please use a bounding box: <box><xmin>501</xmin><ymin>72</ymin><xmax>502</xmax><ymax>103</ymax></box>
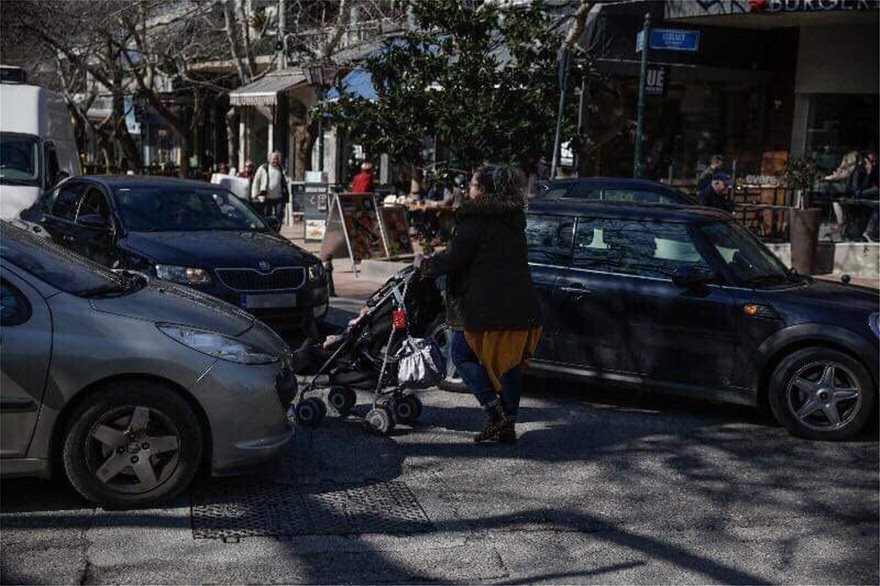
<box><xmin>0</xmin><ymin>78</ymin><xmax>81</xmax><ymax>219</ymax></box>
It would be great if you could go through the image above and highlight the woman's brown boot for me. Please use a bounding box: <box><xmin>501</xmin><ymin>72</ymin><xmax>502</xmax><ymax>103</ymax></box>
<box><xmin>474</xmin><ymin>402</ymin><xmax>507</xmax><ymax>443</ymax></box>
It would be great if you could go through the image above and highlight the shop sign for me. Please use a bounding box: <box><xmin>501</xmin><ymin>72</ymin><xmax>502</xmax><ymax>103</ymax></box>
<box><xmin>637</xmin><ymin>29</ymin><xmax>700</xmax><ymax>52</ymax></box>
<box><xmin>645</xmin><ymin>65</ymin><xmax>670</xmax><ymax>97</ymax></box>
<box><xmin>750</xmin><ymin>0</ymin><xmax>880</xmax><ymax>12</ymax></box>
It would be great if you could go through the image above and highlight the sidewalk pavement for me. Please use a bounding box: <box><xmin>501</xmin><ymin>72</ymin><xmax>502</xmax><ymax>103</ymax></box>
<box><xmin>282</xmin><ymin>222</ymin><xmax>415</xmax><ymax>301</ymax></box>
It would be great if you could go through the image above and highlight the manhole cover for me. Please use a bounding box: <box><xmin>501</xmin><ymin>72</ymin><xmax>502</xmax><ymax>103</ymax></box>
<box><xmin>191</xmin><ymin>480</ymin><xmax>433</xmax><ymax>539</ymax></box>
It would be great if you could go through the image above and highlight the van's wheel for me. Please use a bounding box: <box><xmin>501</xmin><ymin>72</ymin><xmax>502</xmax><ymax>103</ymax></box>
<box><xmin>327</xmin><ymin>386</ymin><xmax>357</xmax><ymax>418</ymax></box>
<box><xmin>428</xmin><ymin>318</ymin><xmax>468</xmax><ymax>393</ymax></box>
<box><xmin>294</xmin><ymin>398</ymin><xmax>323</xmax><ymax>428</ymax></box>
<box><xmin>768</xmin><ymin>347</ymin><xmax>875</xmax><ymax>441</ymax></box>
<box><xmin>366</xmin><ymin>407</ymin><xmax>395</xmax><ymax>435</ymax></box>
<box><xmin>62</xmin><ymin>381</ymin><xmax>203</xmax><ymax>509</ymax></box>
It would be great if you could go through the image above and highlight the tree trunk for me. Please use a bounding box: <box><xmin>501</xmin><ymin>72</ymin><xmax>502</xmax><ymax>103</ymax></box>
<box><xmin>292</xmin><ymin>119</ymin><xmax>319</xmax><ymax>181</ymax></box>
<box><xmin>226</xmin><ymin>107</ymin><xmax>239</xmax><ymax>169</ymax></box>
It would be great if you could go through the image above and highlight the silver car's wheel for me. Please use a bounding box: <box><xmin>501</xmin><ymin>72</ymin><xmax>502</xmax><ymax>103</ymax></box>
<box><xmin>428</xmin><ymin>320</ymin><xmax>468</xmax><ymax>393</ymax></box>
<box><xmin>769</xmin><ymin>348</ymin><xmax>875</xmax><ymax>441</ymax></box>
<box><xmin>63</xmin><ymin>382</ymin><xmax>203</xmax><ymax>508</ymax></box>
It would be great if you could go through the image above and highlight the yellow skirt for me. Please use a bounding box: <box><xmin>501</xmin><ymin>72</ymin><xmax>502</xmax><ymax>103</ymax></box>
<box><xmin>464</xmin><ymin>327</ymin><xmax>543</xmax><ymax>392</ymax></box>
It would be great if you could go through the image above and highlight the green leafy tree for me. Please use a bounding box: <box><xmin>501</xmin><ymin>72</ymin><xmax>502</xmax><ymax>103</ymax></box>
<box><xmin>327</xmin><ymin>0</ymin><xmax>587</xmax><ymax>173</ymax></box>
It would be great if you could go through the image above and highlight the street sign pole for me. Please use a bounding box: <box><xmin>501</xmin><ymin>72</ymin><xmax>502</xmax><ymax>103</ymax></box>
<box><xmin>550</xmin><ymin>46</ymin><xmax>571</xmax><ymax>180</ymax></box>
<box><xmin>634</xmin><ymin>12</ymin><xmax>650</xmax><ymax>178</ymax></box>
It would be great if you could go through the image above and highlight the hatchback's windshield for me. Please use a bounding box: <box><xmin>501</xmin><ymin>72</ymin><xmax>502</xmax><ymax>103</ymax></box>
<box><xmin>699</xmin><ymin>221</ymin><xmax>792</xmax><ymax>284</ymax></box>
<box><xmin>0</xmin><ymin>133</ymin><xmax>40</xmax><ymax>186</ymax></box>
<box><xmin>0</xmin><ymin>221</ymin><xmax>127</xmax><ymax>295</ymax></box>
<box><xmin>114</xmin><ymin>186</ymin><xmax>266</xmax><ymax>232</ymax></box>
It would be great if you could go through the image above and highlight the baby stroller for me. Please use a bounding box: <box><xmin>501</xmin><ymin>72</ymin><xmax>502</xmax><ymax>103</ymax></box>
<box><xmin>289</xmin><ymin>266</ymin><xmax>445</xmax><ymax>434</ymax></box>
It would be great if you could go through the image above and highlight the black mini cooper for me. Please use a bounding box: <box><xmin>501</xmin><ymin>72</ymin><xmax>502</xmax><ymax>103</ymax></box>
<box><xmin>27</xmin><ymin>176</ymin><xmax>328</xmax><ymax>333</ymax></box>
<box><xmin>521</xmin><ymin>200</ymin><xmax>878</xmax><ymax>440</ymax></box>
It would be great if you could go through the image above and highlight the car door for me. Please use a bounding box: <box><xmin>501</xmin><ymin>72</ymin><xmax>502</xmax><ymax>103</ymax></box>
<box><xmin>0</xmin><ymin>271</ymin><xmax>53</xmax><ymax>458</ymax></box>
<box><xmin>558</xmin><ymin>216</ymin><xmax>738</xmax><ymax>388</ymax></box>
<box><xmin>524</xmin><ymin>213</ymin><xmax>575</xmax><ymax>360</ymax></box>
<box><xmin>73</xmin><ymin>185</ymin><xmax>117</xmax><ymax>266</ymax></box>
<box><xmin>41</xmin><ymin>179</ymin><xmax>86</xmax><ymax>251</ymax></box>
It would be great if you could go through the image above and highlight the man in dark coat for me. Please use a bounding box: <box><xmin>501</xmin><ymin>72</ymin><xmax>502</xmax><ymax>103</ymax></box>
<box><xmin>698</xmin><ymin>172</ymin><xmax>734</xmax><ymax>213</ymax></box>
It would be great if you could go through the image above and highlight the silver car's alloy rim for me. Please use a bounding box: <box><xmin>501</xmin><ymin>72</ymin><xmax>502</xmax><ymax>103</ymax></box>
<box><xmin>786</xmin><ymin>361</ymin><xmax>863</xmax><ymax>432</ymax></box>
<box><xmin>85</xmin><ymin>406</ymin><xmax>181</xmax><ymax>494</ymax></box>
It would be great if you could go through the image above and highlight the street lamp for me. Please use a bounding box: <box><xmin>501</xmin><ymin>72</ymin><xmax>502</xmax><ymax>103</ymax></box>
<box><xmin>304</xmin><ymin>65</ymin><xmax>334</xmax><ymax>174</ymax></box>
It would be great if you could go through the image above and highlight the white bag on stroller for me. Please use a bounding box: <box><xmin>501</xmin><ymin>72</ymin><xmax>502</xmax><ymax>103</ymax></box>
<box><xmin>396</xmin><ymin>336</ymin><xmax>446</xmax><ymax>389</ymax></box>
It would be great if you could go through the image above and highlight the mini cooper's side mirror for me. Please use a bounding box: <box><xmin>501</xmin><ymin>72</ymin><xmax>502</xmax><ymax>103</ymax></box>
<box><xmin>672</xmin><ymin>266</ymin><xmax>707</xmax><ymax>289</ymax></box>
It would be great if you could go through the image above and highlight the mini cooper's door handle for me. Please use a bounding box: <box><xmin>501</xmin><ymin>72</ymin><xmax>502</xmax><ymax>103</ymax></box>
<box><xmin>560</xmin><ymin>283</ymin><xmax>591</xmax><ymax>295</ymax></box>
<box><xmin>62</xmin><ymin>235</ymin><xmax>75</xmax><ymax>242</ymax></box>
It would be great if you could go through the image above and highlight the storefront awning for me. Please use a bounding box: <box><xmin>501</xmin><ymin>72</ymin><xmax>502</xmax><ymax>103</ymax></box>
<box><xmin>229</xmin><ymin>71</ymin><xmax>306</xmax><ymax>106</ymax></box>
<box><xmin>325</xmin><ymin>69</ymin><xmax>378</xmax><ymax>102</ymax></box>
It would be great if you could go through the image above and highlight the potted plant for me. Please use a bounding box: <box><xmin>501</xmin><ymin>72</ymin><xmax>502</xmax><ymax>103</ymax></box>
<box><xmin>777</xmin><ymin>158</ymin><xmax>821</xmax><ymax>275</ymax></box>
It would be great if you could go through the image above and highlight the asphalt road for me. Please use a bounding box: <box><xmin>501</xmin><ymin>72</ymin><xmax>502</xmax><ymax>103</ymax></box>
<box><xmin>2</xmin><ymin>301</ymin><xmax>878</xmax><ymax>584</ymax></box>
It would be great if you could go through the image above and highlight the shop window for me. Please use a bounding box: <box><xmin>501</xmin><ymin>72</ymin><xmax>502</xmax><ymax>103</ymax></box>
<box><xmin>806</xmin><ymin>94</ymin><xmax>879</xmax><ymax>173</ymax></box>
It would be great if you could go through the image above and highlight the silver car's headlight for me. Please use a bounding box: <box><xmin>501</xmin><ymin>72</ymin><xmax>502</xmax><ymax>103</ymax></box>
<box><xmin>155</xmin><ymin>265</ymin><xmax>213</xmax><ymax>285</ymax></box>
<box><xmin>157</xmin><ymin>324</ymin><xmax>279</xmax><ymax>364</ymax></box>
<box><xmin>308</xmin><ymin>263</ymin><xmax>325</xmax><ymax>281</ymax></box>
<box><xmin>869</xmin><ymin>312</ymin><xmax>879</xmax><ymax>339</ymax></box>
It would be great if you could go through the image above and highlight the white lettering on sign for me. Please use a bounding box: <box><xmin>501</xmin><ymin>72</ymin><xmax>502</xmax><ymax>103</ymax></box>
<box><xmin>765</xmin><ymin>0</ymin><xmax>878</xmax><ymax>11</ymax></box>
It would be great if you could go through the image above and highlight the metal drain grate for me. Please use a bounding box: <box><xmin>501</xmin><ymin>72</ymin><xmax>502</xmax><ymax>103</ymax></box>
<box><xmin>191</xmin><ymin>480</ymin><xmax>434</xmax><ymax>539</ymax></box>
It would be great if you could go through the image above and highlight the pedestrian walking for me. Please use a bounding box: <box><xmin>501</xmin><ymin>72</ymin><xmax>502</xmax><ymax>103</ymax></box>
<box><xmin>350</xmin><ymin>161</ymin><xmax>375</xmax><ymax>194</ymax></box>
<box><xmin>697</xmin><ymin>154</ymin><xmax>725</xmax><ymax>191</ymax></box>
<box><xmin>851</xmin><ymin>152</ymin><xmax>879</xmax><ymax>242</ymax></box>
<box><xmin>251</xmin><ymin>151</ymin><xmax>290</xmax><ymax>221</ymax></box>
<box><xmin>698</xmin><ymin>172</ymin><xmax>734</xmax><ymax>213</ymax></box>
<box><xmin>416</xmin><ymin>165</ymin><xmax>542</xmax><ymax>443</ymax></box>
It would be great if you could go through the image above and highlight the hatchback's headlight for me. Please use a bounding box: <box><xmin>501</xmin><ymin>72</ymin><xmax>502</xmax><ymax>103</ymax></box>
<box><xmin>869</xmin><ymin>312</ymin><xmax>879</xmax><ymax>339</ymax></box>
<box><xmin>157</xmin><ymin>324</ymin><xmax>278</xmax><ymax>364</ymax></box>
<box><xmin>155</xmin><ymin>265</ymin><xmax>213</xmax><ymax>285</ymax></box>
<box><xmin>308</xmin><ymin>263</ymin><xmax>325</xmax><ymax>281</ymax></box>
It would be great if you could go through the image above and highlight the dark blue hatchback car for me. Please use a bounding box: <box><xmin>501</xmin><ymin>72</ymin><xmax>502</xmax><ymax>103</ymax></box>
<box><xmin>27</xmin><ymin>176</ymin><xmax>328</xmax><ymax>333</ymax></box>
<box><xmin>523</xmin><ymin>200</ymin><xmax>878</xmax><ymax>440</ymax></box>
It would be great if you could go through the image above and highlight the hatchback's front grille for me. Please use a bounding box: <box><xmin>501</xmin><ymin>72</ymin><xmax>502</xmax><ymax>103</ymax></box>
<box><xmin>215</xmin><ymin>267</ymin><xmax>305</xmax><ymax>291</ymax></box>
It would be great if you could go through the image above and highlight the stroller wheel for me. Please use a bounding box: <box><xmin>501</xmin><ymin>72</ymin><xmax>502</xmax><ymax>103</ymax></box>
<box><xmin>328</xmin><ymin>386</ymin><xmax>357</xmax><ymax>417</ymax></box>
<box><xmin>294</xmin><ymin>398</ymin><xmax>323</xmax><ymax>428</ymax></box>
<box><xmin>366</xmin><ymin>407</ymin><xmax>395</xmax><ymax>435</ymax></box>
<box><xmin>391</xmin><ymin>395</ymin><xmax>422</xmax><ymax>425</ymax></box>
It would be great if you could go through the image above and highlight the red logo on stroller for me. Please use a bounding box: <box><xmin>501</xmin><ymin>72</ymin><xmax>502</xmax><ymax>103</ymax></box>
<box><xmin>392</xmin><ymin>309</ymin><xmax>407</xmax><ymax>330</ymax></box>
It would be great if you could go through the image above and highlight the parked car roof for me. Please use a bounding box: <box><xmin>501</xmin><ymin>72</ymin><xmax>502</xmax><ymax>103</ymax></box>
<box><xmin>527</xmin><ymin>199</ymin><xmax>730</xmax><ymax>223</ymax></box>
<box><xmin>79</xmin><ymin>175</ymin><xmax>219</xmax><ymax>190</ymax></box>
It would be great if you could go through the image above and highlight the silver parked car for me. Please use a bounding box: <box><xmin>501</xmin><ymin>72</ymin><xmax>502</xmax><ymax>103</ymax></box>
<box><xmin>0</xmin><ymin>221</ymin><xmax>296</xmax><ymax>507</ymax></box>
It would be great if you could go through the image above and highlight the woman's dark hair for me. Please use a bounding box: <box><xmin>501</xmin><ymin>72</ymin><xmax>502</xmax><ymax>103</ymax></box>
<box><xmin>473</xmin><ymin>165</ymin><xmax>526</xmax><ymax>205</ymax></box>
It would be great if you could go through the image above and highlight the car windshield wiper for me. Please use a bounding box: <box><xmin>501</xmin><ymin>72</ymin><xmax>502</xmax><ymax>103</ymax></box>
<box><xmin>76</xmin><ymin>282</ymin><xmax>130</xmax><ymax>297</ymax></box>
<box><xmin>745</xmin><ymin>273</ymin><xmax>790</xmax><ymax>285</ymax></box>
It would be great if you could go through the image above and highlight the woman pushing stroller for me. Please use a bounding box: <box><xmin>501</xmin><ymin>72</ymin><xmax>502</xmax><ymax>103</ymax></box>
<box><xmin>416</xmin><ymin>165</ymin><xmax>542</xmax><ymax>443</ymax></box>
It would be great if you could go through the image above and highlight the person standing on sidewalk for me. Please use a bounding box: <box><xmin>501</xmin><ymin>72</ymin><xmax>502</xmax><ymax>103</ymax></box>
<box><xmin>350</xmin><ymin>161</ymin><xmax>375</xmax><ymax>194</ymax></box>
<box><xmin>416</xmin><ymin>165</ymin><xmax>542</xmax><ymax>443</ymax></box>
<box><xmin>251</xmin><ymin>151</ymin><xmax>290</xmax><ymax>221</ymax></box>
<box><xmin>698</xmin><ymin>172</ymin><xmax>735</xmax><ymax>213</ymax></box>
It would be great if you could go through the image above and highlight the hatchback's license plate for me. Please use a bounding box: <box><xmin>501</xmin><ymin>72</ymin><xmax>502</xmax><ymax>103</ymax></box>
<box><xmin>243</xmin><ymin>293</ymin><xmax>297</xmax><ymax>309</ymax></box>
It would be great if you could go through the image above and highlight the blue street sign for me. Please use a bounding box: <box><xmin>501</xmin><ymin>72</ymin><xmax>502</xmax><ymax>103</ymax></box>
<box><xmin>637</xmin><ymin>28</ymin><xmax>700</xmax><ymax>53</ymax></box>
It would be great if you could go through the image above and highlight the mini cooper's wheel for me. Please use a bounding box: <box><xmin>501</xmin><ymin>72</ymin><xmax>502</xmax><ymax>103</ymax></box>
<box><xmin>327</xmin><ymin>386</ymin><xmax>357</xmax><ymax>417</ymax></box>
<box><xmin>768</xmin><ymin>347</ymin><xmax>875</xmax><ymax>441</ymax></box>
<box><xmin>62</xmin><ymin>381</ymin><xmax>202</xmax><ymax>509</ymax></box>
<box><xmin>366</xmin><ymin>407</ymin><xmax>395</xmax><ymax>435</ymax></box>
<box><xmin>391</xmin><ymin>395</ymin><xmax>422</xmax><ymax>425</ymax></box>
<box><xmin>294</xmin><ymin>398</ymin><xmax>323</xmax><ymax>428</ymax></box>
